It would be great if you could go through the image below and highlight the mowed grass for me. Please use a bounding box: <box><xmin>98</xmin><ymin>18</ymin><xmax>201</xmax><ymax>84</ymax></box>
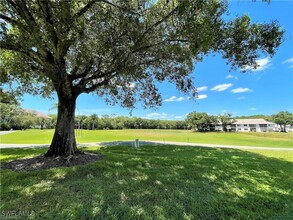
<box><xmin>241</xmin><ymin>149</ymin><xmax>293</xmax><ymax>162</ymax></box>
<box><xmin>1</xmin><ymin>129</ymin><xmax>293</xmax><ymax>148</ymax></box>
<box><xmin>1</xmin><ymin>145</ymin><xmax>293</xmax><ymax>219</ymax></box>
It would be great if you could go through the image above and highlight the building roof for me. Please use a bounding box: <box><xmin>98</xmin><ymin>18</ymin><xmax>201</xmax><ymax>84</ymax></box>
<box><xmin>25</xmin><ymin>109</ymin><xmax>51</xmax><ymax>119</ymax></box>
<box><xmin>233</xmin><ymin>118</ymin><xmax>275</xmax><ymax>125</ymax></box>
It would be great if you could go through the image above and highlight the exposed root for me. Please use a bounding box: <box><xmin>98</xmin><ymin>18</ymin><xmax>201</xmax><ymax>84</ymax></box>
<box><xmin>53</xmin><ymin>156</ymin><xmax>61</xmax><ymax>161</ymax></box>
<box><xmin>65</xmin><ymin>155</ymin><xmax>73</xmax><ymax>164</ymax></box>
<box><xmin>44</xmin><ymin>148</ymin><xmax>84</xmax><ymax>158</ymax></box>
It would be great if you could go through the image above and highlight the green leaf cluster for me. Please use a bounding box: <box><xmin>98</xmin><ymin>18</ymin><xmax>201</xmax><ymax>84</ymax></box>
<box><xmin>0</xmin><ymin>0</ymin><xmax>284</xmax><ymax>109</ymax></box>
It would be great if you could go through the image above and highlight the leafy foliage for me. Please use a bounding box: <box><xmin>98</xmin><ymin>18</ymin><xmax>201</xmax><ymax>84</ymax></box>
<box><xmin>0</xmin><ymin>0</ymin><xmax>284</xmax><ymax>108</ymax></box>
<box><xmin>218</xmin><ymin>113</ymin><xmax>235</xmax><ymax>132</ymax></box>
<box><xmin>0</xmin><ymin>91</ymin><xmax>50</xmax><ymax>130</ymax></box>
<box><xmin>273</xmin><ymin>111</ymin><xmax>293</xmax><ymax>132</ymax></box>
<box><xmin>0</xmin><ymin>89</ymin><xmax>18</xmax><ymax>105</ymax></box>
<box><xmin>0</xmin><ymin>0</ymin><xmax>285</xmax><ymax>155</ymax></box>
<box><xmin>0</xmin><ymin>103</ymin><xmax>46</xmax><ymax>130</ymax></box>
<box><xmin>186</xmin><ymin>111</ymin><xmax>217</xmax><ymax>131</ymax></box>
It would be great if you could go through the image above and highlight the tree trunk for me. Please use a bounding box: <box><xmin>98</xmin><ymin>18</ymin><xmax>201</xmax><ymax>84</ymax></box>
<box><xmin>45</xmin><ymin>96</ymin><xmax>81</xmax><ymax>157</ymax></box>
<box><xmin>282</xmin><ymin>124</ymin><xmax>287</xmax><ymax>132</ymax></box>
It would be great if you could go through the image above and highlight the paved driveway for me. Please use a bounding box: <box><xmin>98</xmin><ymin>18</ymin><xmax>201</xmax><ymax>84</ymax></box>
<box><xmin>0</xmin><ymin>130</ymin><xmax>16</xmax><ymax>136</ymax></box>
<box><xmin>0</xmin><ymin>141</ymin><xmax>292</xmax><ymax>151</ymax></box>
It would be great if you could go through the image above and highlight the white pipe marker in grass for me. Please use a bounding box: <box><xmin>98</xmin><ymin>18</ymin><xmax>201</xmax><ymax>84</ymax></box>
<box><xmin>134</xmin><ymin>139</ymin><xmax>139</xmax><ymax>148</ymax></box>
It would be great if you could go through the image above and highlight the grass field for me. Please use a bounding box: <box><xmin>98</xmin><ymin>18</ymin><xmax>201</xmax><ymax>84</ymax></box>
<box><xmin>1</xmin><ymin>145</ymin><xmax>293</xmax><ymax>219</ymax></box>
<box><xmin>1</xmin><ymin>129</ymin><xmax>293</xmax><ymax>148</ymax></box>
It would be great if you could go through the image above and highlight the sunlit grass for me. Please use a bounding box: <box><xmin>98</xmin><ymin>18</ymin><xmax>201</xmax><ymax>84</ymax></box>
<box><xmin>242</xmin><ymin>149</ymin><xmax>293</xmax><ymax>162</ymax></box>
<box><xmin>1</xmin><ymin>129</ymin><xmax>292</xmax><ymax>148</ymax></box>
<box><xmin>1</xmin><ymin>145</ymin><xmax>293</xmax><ymax>219</ymax></box>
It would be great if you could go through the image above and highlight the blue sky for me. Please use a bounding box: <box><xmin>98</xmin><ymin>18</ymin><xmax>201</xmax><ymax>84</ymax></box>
<box><xmin>21</xmin><ymin>1</ymin><xmax>293</xmax><ymax>120</ymax></box>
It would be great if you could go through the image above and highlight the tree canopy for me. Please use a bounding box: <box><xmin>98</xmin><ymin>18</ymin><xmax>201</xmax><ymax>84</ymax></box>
<box><xmin>0</xmin><ymin>0</ymin><xmax>284</xmax><ymax>107</ymax></box>
<box><xmin>273</xmin><ymin>111</ymin><xmax>293</xmax><ymax>132</ymax></box>
<box><xmin>0</xmin><ymin>0</ymin><xmax>285</xmax><ymax>156</ymax></box>
<box><xmin>218</xmin><ymin>113</ymin><xmax>235</xmax><ymax>132</ymax></box>
<box><xmin>186</xmin><ymin>111</ymin><xmax>217</xmax><ymax>131</ymax></box>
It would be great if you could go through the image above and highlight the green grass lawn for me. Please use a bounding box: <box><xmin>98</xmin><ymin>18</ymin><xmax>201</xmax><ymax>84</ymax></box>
<box><xmin>1</xmin><ymin>129</ymin><xmax>293</xmax><ymax>148</ymax></box>
<box><xmin>1</xmin><ymin>145</ymin><xmax>293</xmax><ymax>219</ymax></box>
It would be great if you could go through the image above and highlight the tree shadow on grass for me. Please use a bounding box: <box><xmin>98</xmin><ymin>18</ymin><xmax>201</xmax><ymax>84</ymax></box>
<box><xmin>1</xmin><ymin>145</ymin><xmax>293</xmax><ymax>219</ymax></box>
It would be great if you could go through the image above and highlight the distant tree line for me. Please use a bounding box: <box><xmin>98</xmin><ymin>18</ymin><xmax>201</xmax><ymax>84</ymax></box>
<box><xmin>46</xmin><ymin>111</ymin><xmax>293</xmax><ymax>132</ymax></box>
<box><xmin>47</xmin><ymin>114</ymin><xmax>187</xmax><ymax>130</ymax></box>
<box><xmin>0</xmin><ymin>90</ymin><xmax>48</xmax><ymax>130</ymax></box>
<box><xmin>1</xmin><ymin>90</ymin><xmax>292</xmax><ymax>131</ymax></box>
<box><xmin>0</xmin><ymin>104</ymin><xmax>47</xmax><ymax>130</ymax></box>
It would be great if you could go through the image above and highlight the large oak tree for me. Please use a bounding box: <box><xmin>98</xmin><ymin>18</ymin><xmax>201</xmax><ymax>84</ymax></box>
<box><xmin>0</xmin><ymin>0</ymin><xmax>284</xmax><ymax>156</ymax></box>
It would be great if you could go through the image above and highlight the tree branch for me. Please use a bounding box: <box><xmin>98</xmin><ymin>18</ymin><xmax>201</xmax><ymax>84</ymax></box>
<box><xmin>134</xmin><ymin>5</ymin><xmax>178</xmax><ymax>46</ymax></box>
<box><xmin>75</xmin><ymin>60</ymin><xmax>96</xmax><ymax>80</ymax></box>
<box><xmin>101</xmin><ymin>0</ymin><xmax>124</xmax><ymax>10</ymax></box>
<box><xmin>6</xmin><ymin>0</ymin><xmax>18</xmax><ymax>12</ymax></box>
<box><xmin>4</xmin><ymin>0</ymin><xmax>49</xmax><ymax>56</ymax></box>
<box><xmin>132</xmin><ymin>41</ymin><xmax>165</xmax><ymax>53</ymax></box>
<box><xmin>86</xmin><ymin>71</ymin><xmax>120</xmax><ymax>93</ymax></box>
<box><xmin>73</xmin><ymin>0</ymin><xmax>98</xmax><ymax>20</ymax></box>
<box><xmin>83</xmin><ymin>79</ymin><xmax>109</xmax><ymax>94</ymax></box>
<box><xmin>36</xmin><ymin>0</ymin><xmax>59</xmax><ymax>47</ymax></box>
<box><xmin>0</xmin><ymin>13</ymin><xmax>18</xmax><ymax>25</ymax></box>
<box><xmin>8</xmin><ymin>0</ymin><xmax>37</xmax><ymax>28</ymax></box>
<box><xmin>1</xmin><ymin>41</ymin><xmax>40</xmax><ymax>62</ymax></box>
<box><xmin>81</xmin><ymin>69</ymin><xmax>111</xmax><ymax>86</ymax></box>
<box><xmin>78</xmin><ymin>68</ymin><xmax>120</xmax><ymax>94</ymax></box>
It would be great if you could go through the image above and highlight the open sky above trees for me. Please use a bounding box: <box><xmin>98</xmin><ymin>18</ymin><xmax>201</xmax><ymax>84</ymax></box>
<box><xmin>15</xmin><ymin>1</ymin><xmax>293</xmax><ymax>120</ymax></box>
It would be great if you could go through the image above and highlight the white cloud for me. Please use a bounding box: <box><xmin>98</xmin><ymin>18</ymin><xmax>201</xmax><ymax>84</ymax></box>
<box><xmin>164</xmin><ymin>96</ymin><xmax>176</xmax><ymax>102</ymax></box>
<box><xmin>237</xmin><ymin>96</ymin><xmax>246</xmax><ymax>100</ymax></box>
<box><xmin>282</xmin><ymin>57</ymin><xmax>293</xmax><ymax>64</ymax></box>
<box><xmin>255</xmin><ymin>57</ymin><xmax>271</xmax><ymax>71</ymax></box>
<box><xmin>164</xmin><ymin>96</ymin><xmax>185</xmax><ymax>102</ymax></box>
<box><xmin>197</xmin><ymin>94</ymin><xmax>207</xmax><ymax>100</ymax></box>
<box><xmin>144</xmin><ymin>112</ymin><xmax>184</xmax><ymax>120</ymax></box>
<box><xmin>176</xmin><ymin>97</ymin><xmax>185</xmax><ymax>102</ymax></box>
<box><xmin>282</xmin><ymin>57</ymin><xmax>293</xmax><ymax>69</ymax></box>
<box><xmin>77</xmin><ymin>108</ymin><xmax>114</xmax><ymax>115</ymax></box>
<box><xmin>242</xmin><ymin>57</ymin><xmax>272</xmax><ymax>72</ymax></box>
<box><xmin>211</xmin><ymin>83</ymin><xmax>233</xmax><ymax>92</ymax></box>
<box><xmin>231</xmin><ymin>88</ymin><xmax>252</xmax><ymax>93</ymax></box>
<box><xmin>226</xmin><ymin>74</ymin><xmax>238</xmax><ymax>79</ymax></box>
<box><xmin>146</xmin><ymin>112</ymin><xmax>168</xmax><ymax>119</ymax></box>
<box><xmin>197</xmin><ymin>86</ymin><xmax>208</xmax><ymax>92</ymax></box>
<box><xmin>249</xmin><ymin>107</ymin><xmax>256</xmax><ymax>111</ymax></box>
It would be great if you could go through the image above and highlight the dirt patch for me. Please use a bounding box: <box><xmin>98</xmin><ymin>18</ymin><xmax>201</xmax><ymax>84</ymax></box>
<box><xmin>1</xmin><ymin>152</ymin><xmax>103</xmax><ymax>171</ymax></box>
